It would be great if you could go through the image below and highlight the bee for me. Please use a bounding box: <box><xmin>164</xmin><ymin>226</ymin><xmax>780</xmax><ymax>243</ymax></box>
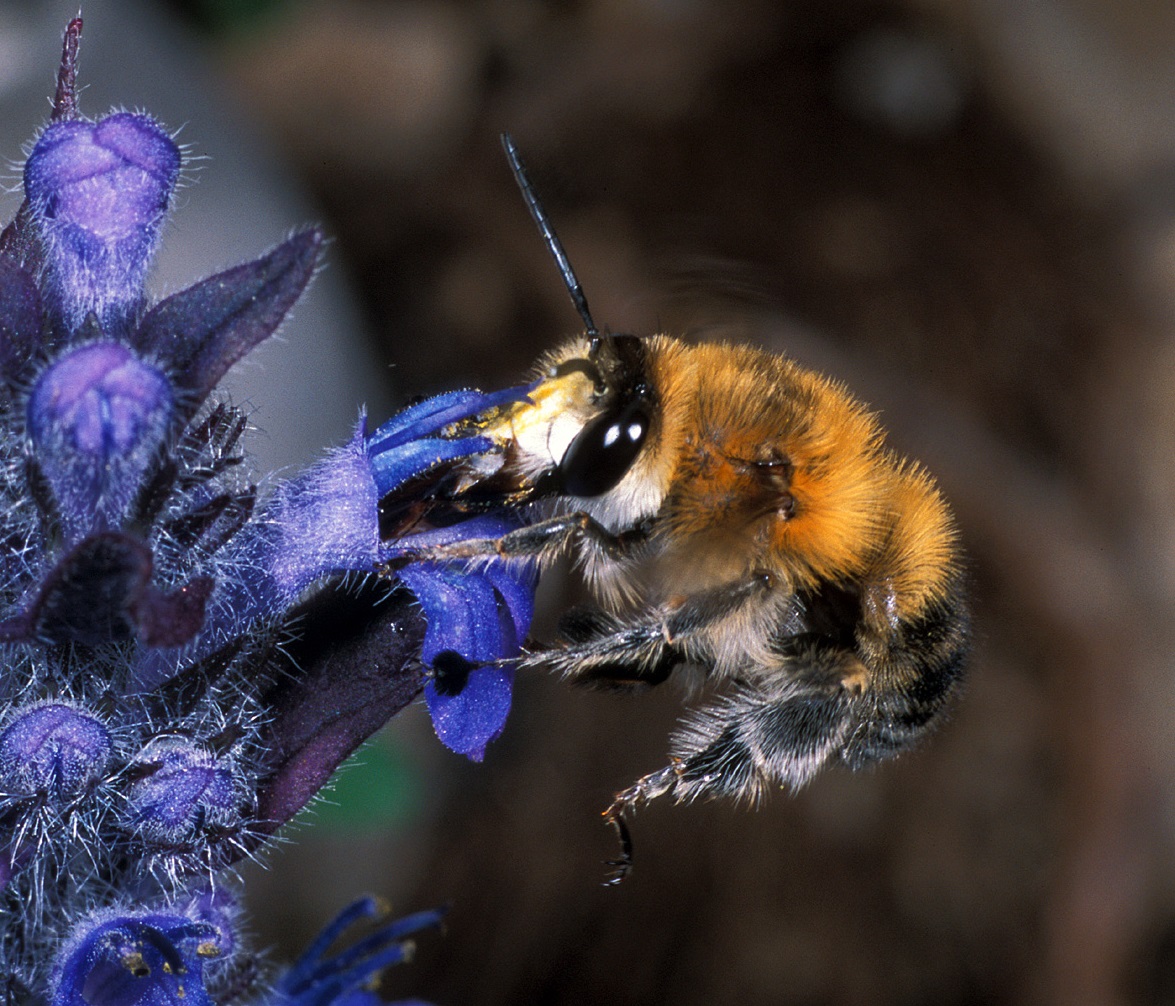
<box><xmin>387</xmin><ymin>136</ymin><xmax>969</xmax><ymax>880</ymax></box>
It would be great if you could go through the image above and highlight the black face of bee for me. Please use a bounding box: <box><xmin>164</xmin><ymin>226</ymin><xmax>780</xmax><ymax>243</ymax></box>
<box><xmin>554</xmin><ymin>335</ymin><xmax>654</xmax><ymax>498</ymax></box>
<box><xmin>559</xmin><ymin>395</ymin><xmax>650</xmax><ymax>497</ymax></box>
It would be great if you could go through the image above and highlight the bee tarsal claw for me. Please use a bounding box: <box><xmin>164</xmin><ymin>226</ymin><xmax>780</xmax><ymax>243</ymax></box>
<box><xmin>601</xmin><ymin>808</ymin><xmax>634</xmax><ymax>886</ymax></box>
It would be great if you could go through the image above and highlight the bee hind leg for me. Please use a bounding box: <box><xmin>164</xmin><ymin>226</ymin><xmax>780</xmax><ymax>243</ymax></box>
<box><xmin>600</xmin><ymin>763</ymin><xmax>681</xmax><ymax>885</ymax></box>
<box><xmin>669</xmin><ymin>663</ymin><xmax>861</xmax><ymax>804</ymax></box>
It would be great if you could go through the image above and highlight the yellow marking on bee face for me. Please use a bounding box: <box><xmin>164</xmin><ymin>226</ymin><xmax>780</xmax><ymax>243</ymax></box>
<box><xmin>480</xmin><ymin>369</ymin><xmax>597</xmax><ymax>468</ymax></box>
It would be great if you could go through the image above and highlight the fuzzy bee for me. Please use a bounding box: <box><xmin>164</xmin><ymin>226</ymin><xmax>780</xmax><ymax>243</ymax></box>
<box><xmin>386</xmin><ymin>136</ymin><xmax>969</xmax><ymax>880</ymax></box>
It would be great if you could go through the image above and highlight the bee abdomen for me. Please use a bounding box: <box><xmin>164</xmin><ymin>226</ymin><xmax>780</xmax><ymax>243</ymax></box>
<box><xmin>842</xmin><ymin>584</ymin><xmax>970</xmax><ymax>767</ymax></box>
<box><xmin>661</xmin><ymin>579</ymin><xmax>968</xmax><ymax>804</ymax></box>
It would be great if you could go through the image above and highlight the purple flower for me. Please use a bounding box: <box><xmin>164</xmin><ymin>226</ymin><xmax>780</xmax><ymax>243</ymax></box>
<box><xmin>0</xmin><ymin>702</ymin><xmax>112</xmax><ymax>801</ymax></box>
<box><xmin>27</xmin><ymin>341</ymin><xmax>172</xmax><ymax>540</ymax></box>
<box><xmin>0</xmin><ymin>17</ymin><xmax>538</xmax><ymax>1006</ymax></box>
<box><xmin>367</xmin><ymin>396</ymin><xmax>537</xmax><ymax>760</ymax></box>
<box><xmin>121</xmin><ymin>736</ymin><xmax>251</xmax><ymax>881</ymax></box>
<box><xmin>51</xmin><ymin>909</ymin><xmax>225</xmax><ymax>1006</ymax></box>
<box><xmin>24</xmin><ymin>112</ymin><xmax>180</xmax><ymax>335</ymax></box>
<box><xmin>387</xmin><ymin>515</ymin><xmax>536</xmax><ymax>760</ymax></box>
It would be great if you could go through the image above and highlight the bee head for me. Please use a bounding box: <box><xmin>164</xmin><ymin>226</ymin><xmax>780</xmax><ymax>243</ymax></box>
<box><xmin>444</xmin><ymin>139</ymin><xmax>660</xmax><ymax>513</ymax></box>
<box><xmin>548</xmin><ymin>334</ymin><xmax>653</xmax><ymax>497</ymax></box>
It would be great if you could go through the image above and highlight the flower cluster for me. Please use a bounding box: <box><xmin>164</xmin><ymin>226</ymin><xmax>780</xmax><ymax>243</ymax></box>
<box><xmin>0</xmin><ymin>19</ymin><xmax>534</xmax><ymax>1005</ymax></box>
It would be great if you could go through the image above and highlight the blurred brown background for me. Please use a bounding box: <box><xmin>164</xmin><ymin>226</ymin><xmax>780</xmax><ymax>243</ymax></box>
<box><xmin>223</xmin><ymin>1</ymin><xmax>1175</xmax><ymax>1003</ymax></box>
<box><xmin>36</xmin><ymin>0</ymin><xmax>1175</xmax><ymax>1002</ymax></box>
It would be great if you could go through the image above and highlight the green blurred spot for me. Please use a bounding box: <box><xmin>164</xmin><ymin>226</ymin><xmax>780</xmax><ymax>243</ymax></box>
<box><xmin>167</xmin><ymin>0</ymin><xmax>296</xmax><ymax>35</ymax></box>
<box><xmin>308</xmin><ymin>735</ymin><xmax>422</xmax><ymax>833</ymax></box>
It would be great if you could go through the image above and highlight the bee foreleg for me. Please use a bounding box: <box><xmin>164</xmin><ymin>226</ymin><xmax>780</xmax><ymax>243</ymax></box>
<box><xmin>382</xmin><ymin>511</ymin><xmax>648</xmax><ymax>570</ymax></box>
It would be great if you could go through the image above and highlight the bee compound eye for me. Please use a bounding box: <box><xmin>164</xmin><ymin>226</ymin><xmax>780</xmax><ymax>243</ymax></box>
<box><xmin>559</xmin><ymin>396</ymin><xmax>650</xmax><ymax>497</ymax></box>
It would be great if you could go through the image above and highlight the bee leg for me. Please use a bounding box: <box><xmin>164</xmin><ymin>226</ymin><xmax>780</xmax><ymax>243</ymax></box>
<box><xmin>381</xmin><ymin>511</ymin><xmax>647</xmax><ymax>570</ymax></box>
<box><xmin>601</xmin><ymin>810</ymin><xmax>633</xmax><ymax>886</ymax></box>
<box><xmin>668</xmin><ymin>662</ymin><xmax>859</xmax><ymax>803</ymax></box>
<box><xmin>600</xmin><ymin>763</ymin><xmax>681</xmax><ymax>885</ymax></box>
<box><xmin>525</xmin><ymin>609</ymin><xmax>680</xmax><ymax>685</ymax></box>
<box><xmin>529</xmin><ymin>573</ymin><xmax>777</xmax><ymax>686</ymax></box>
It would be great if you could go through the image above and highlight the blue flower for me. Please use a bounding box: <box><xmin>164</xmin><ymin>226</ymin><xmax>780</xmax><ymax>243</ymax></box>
<box><xmin>273</xmin><ymin>897</ymin><xmax>444</xmax><ymax>1006</ymax></box>
<box><xmin>388</xmin><ymin>515</ymin><xmax>536</xmax><ymax>761</ymax></box>
<box><xmin>0</xmin><ymin>16</ymin><xmax>538</xmax><ymax>1004</ymax></box>
<box><xmin>367</xmin><ymin>395</ymin><xmax>537</xmax><ymax>760</ymax></box>
<box><xmin>51</xmin><ymin>909</ymin><xmax>225</xmax><ymax>1006</ymax></box>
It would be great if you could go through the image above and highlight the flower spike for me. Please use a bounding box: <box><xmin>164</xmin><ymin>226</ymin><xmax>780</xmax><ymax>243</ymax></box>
<box><xmin>0</xmin><ymin>17</ymin><xmax>537</xmax><ymax>1003</ymax></box>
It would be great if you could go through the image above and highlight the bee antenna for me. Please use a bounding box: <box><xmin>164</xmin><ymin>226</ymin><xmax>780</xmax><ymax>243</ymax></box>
<box><xmin>500</xmin><ymin>132</ymin><xmax>599</xmax><ymax>341</ymax></box>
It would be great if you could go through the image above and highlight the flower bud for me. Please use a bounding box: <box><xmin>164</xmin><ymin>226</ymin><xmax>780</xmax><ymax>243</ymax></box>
<box><xmin>123</xmin><ymin>738</ymin><xmax>243</xmax><ymax>852</ymax></box>
<box><xmin>28</xmin><ymin>341</ymin><xmax>172</xmax><ymax>537</ymax></box>
<box><xmin>24</xmin><ymin>111</ymin><xmax>180</xmax><ymax>333</ymax></box>
<box><xmin>0</xmin><ymin>702</ymin><xmax>111</xmax><ymax>800</ymax></box>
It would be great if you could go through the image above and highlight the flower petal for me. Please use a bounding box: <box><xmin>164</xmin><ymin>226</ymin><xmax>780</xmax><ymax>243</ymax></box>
<box><xmin>368</xmin><ymin>435</ymin><xmax>493</xmax><ymax>499</ymax></box>
<box><xmin>423</xmin><ymin>664</ymin><xmax>515</xmax><ymax>763</ymax></box>
<box><xmin>51</xmin><ymin>912</ymin><xmax>223</xmax><ymax>1006</ymax></box>
<box><xmin>366</xmin><ymin>384</ymin><xmax>529</xmax><ymax>454</ymax></box>
<box><xmin>132</xmin><ymin>229</ymin><xmax>324</xmax><ymax>426</ymax></box>
<box><xmin>398</xmin><ymin>558</ymin><xmax>531</xmax><ymax>761</ymax></box>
